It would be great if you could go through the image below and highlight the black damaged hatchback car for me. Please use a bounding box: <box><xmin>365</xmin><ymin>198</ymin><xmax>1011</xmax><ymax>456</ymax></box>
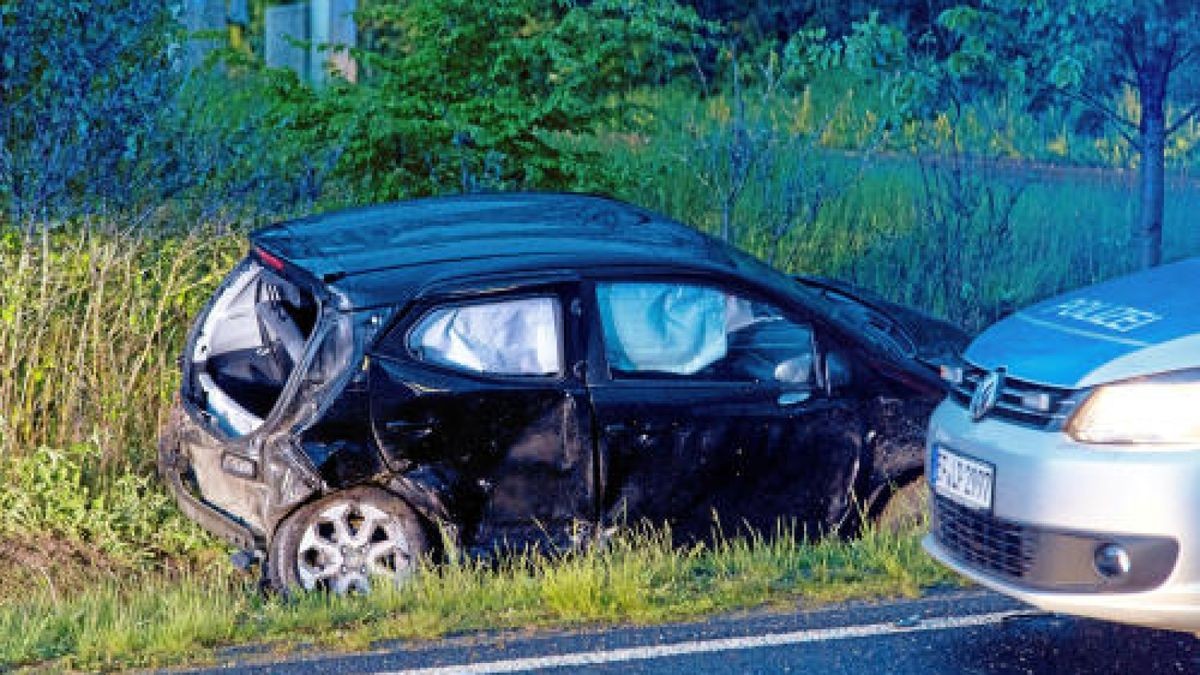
<box><xmin>159</xmin><ymin>193</ymin><xmax>967</xmax><ymax>593</ymax></box>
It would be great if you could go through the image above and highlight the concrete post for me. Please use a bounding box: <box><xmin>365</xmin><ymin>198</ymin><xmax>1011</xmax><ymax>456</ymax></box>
<box><xmin>265</xmin><ymin>2</ymin><xmax>311</xmax><ymax>78</ymax></box>
<box><xmin>310</xmin><ymin>0</ymin><xmax>357</xmax><ymax>84</ymax></box>
<box><xmin>181</xmin><ymin>0</ymin><xmax>226</xmax><ymax>70</ymax></box>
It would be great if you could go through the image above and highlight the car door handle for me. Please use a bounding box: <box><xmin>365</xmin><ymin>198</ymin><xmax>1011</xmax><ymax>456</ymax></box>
<box><xmin>385</xmin><ymin>420</ymin><xmax>435</xmax><ymax>437</ymax></box>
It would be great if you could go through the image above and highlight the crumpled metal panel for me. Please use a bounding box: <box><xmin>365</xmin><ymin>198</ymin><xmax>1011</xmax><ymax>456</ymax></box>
<box><xmin>368</xmin><ymin>352</ymin><xmax>595</xmax><ymax>551</ymax></box>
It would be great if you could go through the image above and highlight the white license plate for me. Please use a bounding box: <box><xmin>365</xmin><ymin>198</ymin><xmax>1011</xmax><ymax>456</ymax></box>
<box><xmin>933</xmin><ymin>446</ymin><xmax>994</xmax><ymax>510</ymax></box>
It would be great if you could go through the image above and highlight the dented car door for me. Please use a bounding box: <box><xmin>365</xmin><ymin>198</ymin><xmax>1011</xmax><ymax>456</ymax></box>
<box><xmin>366</xmin><ymin>282</ymin><xmax>595</xmax><ymax>549</ymax></box>
<box><xmin>160</xmin><ymin>195</ymin><xmax>964</xmax><ymax>593</ymax></box>
<box><xmin>585</xmin><ymin>278</ymin><xmax>865</xmax><ymax>540</ymax></box>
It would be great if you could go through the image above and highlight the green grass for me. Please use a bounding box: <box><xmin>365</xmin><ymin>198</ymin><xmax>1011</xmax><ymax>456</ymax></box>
<box><xmin>5</xmin><ymin>80</ymin><xmax>1200</xmax><ymax>670</ymax></box>
<box><xmin>0</xmin><ymin>522</ymin><xmax>958</xmax><ymax>671</ymax></box>
<box><xmin>591</xmin><ymin>106</ymin><xmax>1200</xmax><ymax>331</ymax></box>
<box><xmin>0</xmin><ymin>446</ymin><xmax>221</xmax><ymax>583</ymax></box>
<box><xmin>0</xmin><ymin>225</ymin><xmax>243</xmax><ymax>469</ymax></box>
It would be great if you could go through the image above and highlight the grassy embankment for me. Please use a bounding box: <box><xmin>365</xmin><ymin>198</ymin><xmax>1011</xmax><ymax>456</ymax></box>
<box><xmin>598</xmin><ymin>86</ymin><xmax>1200</xmax><ymax>329</ymax></box>
<box><xmin>0</xmin><ymin>521</ymin><xmax>948</xmax><ymax>670</ymax></box>
<box><xmin>3</xmin><ymin>88</ymin><xmax>1200</xmax><ymax>669</ymax></box>
<box><xmin>0</xmin><ymin>194</ymin><xmax>957</xmax><ymax>672</ymax></box>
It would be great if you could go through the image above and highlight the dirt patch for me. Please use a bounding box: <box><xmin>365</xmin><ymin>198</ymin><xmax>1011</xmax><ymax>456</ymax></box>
<box><xmin>0</xmin><ymin>535</ymin><xmax>136</xmax><ymax>603</ymax></box>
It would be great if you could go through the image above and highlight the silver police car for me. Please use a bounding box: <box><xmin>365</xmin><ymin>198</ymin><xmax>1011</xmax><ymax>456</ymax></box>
<box><xmin>924</xmin><ymin>257</ymin><xmax>1200</xmax><ymax>632</ymax></box>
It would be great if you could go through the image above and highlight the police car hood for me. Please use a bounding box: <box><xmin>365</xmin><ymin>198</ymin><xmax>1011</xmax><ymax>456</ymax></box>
<box><xmin>966</xmin><ymin>257</ymin><xmax>1200</xmax><ymax>389</ymax></box>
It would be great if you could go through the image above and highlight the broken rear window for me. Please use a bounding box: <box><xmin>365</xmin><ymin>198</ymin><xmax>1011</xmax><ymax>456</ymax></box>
<box><xmin>190</xmin><ymin>260</ymin><xmax>318</xmax><ymax>436</ymax></box>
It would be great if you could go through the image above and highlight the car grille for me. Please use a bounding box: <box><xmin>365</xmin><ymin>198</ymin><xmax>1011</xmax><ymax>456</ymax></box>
<box><xmin>932</xmin><ymin>496</ymin><xmax>1037</xmax><ymax>580</ymax></box>
<box><xmin>948</xmin><ymin>365</ymin><xmax>1076</xmax><ymax>429</ymax></box>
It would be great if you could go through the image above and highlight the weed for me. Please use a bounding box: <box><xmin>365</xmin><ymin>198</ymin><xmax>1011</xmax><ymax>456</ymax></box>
<box><xmin>0</xmin><ymin>225</ymin><xmax>242</xmax><ymax>467</ymax></box>
<box><xmin>0</xmin><ymin>523</ymin><xmax>957</xmax><ymax>671</ymax></box>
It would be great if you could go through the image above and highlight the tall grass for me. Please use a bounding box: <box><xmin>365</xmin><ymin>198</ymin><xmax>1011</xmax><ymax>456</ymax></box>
<box><xmin>595</xmin><ymin>92</ymin><xmax>1200</xmax><ymax>330</ymax></box>
<box><xmin>0</xmin><ymin>226</ymin><xmax>239</xmax><ymax>608</ymax></box>
<box><xmin>0</xmin><ymin>225</ymin><xmax>242</xmax><ymax>467</ymax></box>
<box><xmin>703</xmin><ymin>70</ymin><xmax>1200</xmax><ymax>168</ymax></box>
<box><xmin>0</xmin><ymin>523</ymin><xmax>956</xmax><ymax>671</ymax></box>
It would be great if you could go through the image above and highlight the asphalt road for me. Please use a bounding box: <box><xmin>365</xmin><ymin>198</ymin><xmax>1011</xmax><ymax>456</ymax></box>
<box><xmin>181</xmin><ymin>590</ymin><xmax>1200</xmax><ymax>674</ymax></box>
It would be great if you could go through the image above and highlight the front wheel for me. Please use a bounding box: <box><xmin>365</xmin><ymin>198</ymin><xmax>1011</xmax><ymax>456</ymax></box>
<box><xmin>267</xmin><ymin>485</ymin><xmax>429</xmax><ymax>594</ymax></box>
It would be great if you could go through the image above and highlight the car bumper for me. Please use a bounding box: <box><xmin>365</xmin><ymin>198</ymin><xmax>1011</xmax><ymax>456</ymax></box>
<box><xmin>923</xmin><ymin>399</ymin><xmax>1200</xmax><ymax>632</ymax></box>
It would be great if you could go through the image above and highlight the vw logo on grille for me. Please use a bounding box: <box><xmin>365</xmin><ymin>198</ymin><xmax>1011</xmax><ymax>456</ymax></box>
<box><xmin>970</xmin><ymin>369</ymin><xmax>1005</xmax><ymax>421</ymax></box>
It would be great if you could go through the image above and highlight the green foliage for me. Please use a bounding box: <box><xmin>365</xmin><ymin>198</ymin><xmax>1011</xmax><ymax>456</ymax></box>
<box><xmin>167</xmin><ymin>63</ymin><xmax>347</xmax><ymax>216</ymax></box>
<box><xmin>932</xmin><ymin>1</ymin><xmax>1200</xmax><ymax>150</ymax></box>
<box><xmin>777</xmin><ymin>12</ymin><xmax>937</xmax><ymax>121</ymax></box>
<box><xmin>254</xmin><ymin>0</ymin><xmax>707</xmax><ymax>202</ymax></box>
<box><xmin>937</xmin><ymin>1</ymin><xmax>1200</xmax><ymax>92</ymax></box>
<box><xmin>0</xmin><ymin>0</ymin><xmax>179</xmax><ymax>217</ymax></box>
<box><xmin>0</xmin><ymin>446</ymin><xmax>216</xmax><ymax>565</ymax></box>
<box><xmin>934</xmin><ymin>0</ymin><xmax>1200</xmax><ymax>266</ymax></box>
<box><xmin>0</xmin><ymin>225</ymin><xmax>243</xmax><ymax>467</ymax></box>
<box><xmin>679</xmin><ymin>0</ymin><xmax>957</xmax><ymax>47</ymax></box>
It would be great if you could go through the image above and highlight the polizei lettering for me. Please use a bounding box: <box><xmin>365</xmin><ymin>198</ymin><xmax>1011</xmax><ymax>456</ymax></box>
<box><xmin>1049</xmin><ymin>298</ymin><xmax>1162</xmax><ymax>333</ymax></box>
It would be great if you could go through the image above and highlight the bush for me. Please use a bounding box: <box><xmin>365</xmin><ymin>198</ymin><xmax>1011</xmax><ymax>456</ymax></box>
<box><xmin>0</xmin><ymin>445</ymin><xmax>216</xmax><ymax>567</ymax></box>
<box><xmin>246</xmin><ymin>0</ymin><xmax>707</xmax><ymax>203</ymax></box>
<box><xmin>0</xmin><ymin>0</ymin><xmax>179</xmax><ymax>218</ymax></box>
<box><xmin>0</xmin><ymin>225</ymin><xmax>243</xmax><ymax>467</ymax></box>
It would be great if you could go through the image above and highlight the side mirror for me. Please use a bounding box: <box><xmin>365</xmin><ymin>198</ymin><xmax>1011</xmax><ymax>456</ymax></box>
<box><xmin>823</xmin><ymin>351</ymin><xmax>853</xmax><ymax>394</ymax></box>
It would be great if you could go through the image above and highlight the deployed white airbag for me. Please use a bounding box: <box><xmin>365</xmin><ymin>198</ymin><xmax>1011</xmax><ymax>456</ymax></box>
<box><xmin>412</xmin><ymin>297</ymin><xmax>561</xmax><ymax>376</ymax></box>
<box><xmin>597</xmin><ymin>283</ymin><xmax>727</xmax><ymax>375</ymax></box>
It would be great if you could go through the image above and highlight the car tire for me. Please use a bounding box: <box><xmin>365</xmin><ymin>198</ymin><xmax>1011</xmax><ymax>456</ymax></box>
<box><xmin>874</xmin><ymin>480</ymin><xmax>929</xmax><ymax>534</ymax></box>
<box><xmin>266</xmin><ymin>485</ymin><xmax>428</xmax><ymax>595</ymax></box>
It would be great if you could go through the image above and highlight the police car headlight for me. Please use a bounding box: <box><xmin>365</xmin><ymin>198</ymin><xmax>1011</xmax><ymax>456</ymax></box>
<box><xmin>1067</xmin><ymin>372</ymin><xmax>1200</xmax><ymax>445</ymax></box>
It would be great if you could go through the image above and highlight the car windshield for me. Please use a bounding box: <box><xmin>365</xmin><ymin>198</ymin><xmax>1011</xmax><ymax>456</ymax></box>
<box><xmin>803</xmin><ymin>282</ymin><xmax>917</xmax><ymax>359</ymax></box>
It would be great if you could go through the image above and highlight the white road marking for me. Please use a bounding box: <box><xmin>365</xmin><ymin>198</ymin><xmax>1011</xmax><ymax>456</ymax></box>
<box><xmin>375</xmin><ymin>609</ymin><xmax>1035</xmax><ymax>675</ymax></box>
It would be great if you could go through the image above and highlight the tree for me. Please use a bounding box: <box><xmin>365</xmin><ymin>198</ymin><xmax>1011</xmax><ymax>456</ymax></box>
<box><xmin>0</xmin><ymin>0</ymin><xmax>179</xmax><ymax>220</ymax></box>
<box><xmin>938</xmin><ymin>0</ymin><xmax>1200</xmax><ymax>268</ymax></box>
<box><xmin>302</xmin><ymin>0</ymin><xmax>705</xmax><ymax>200</ymax></box>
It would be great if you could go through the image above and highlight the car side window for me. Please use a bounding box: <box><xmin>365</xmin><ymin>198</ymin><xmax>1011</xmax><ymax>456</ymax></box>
<box><xmin>406</xmin><ymin>296</ymin><xmax>563</xmax><ymax>377</ymax></box>
<box><xmin>595</xmin><ymin>282</ymin><xmax>815</xmax><ymax>385</ymax></box>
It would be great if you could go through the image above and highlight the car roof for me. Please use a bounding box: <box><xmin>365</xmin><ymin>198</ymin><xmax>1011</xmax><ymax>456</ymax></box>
<box><xmin>250</xmin><ymin>193</ymin><xmax>754</xmax><ymax>309</ymax></box>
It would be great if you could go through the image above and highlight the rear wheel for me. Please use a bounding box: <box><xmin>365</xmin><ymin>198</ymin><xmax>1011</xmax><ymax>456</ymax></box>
<box><xmin>267</xmin><ymin>486</ymin><xmax>428</xmax><ymax>594</ymax></box>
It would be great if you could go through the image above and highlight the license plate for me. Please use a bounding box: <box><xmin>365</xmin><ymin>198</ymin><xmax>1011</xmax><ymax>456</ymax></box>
<box><xmin>933</xmin><ymin>446</ymin><xmax>994</xmax><ymax>510</ymax></box>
